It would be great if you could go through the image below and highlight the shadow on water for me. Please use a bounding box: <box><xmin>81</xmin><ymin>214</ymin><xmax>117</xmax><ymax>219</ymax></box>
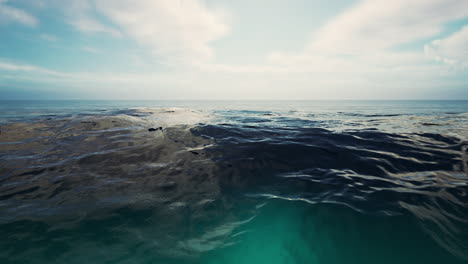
<box><xmin>193</xmin><ymin>124</ymin><xmax>468</xmax><ymax>263</ymax></box>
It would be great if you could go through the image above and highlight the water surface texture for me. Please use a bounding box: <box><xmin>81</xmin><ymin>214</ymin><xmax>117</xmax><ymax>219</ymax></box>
<box><xmin>0</xmin><ymin>100</ymin><xmax>467</xmax><ymax>264</ymax></box>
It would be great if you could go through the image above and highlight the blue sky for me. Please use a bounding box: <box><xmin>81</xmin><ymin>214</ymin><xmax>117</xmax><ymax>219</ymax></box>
<box><xmin>0</xmin><ymin>0</ymin><xmax>467</xmax><ymax>100</ymax></box>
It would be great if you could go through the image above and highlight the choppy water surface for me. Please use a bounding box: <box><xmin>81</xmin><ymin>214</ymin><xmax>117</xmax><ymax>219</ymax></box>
<box><xmin>0</xmin><ymin>100</ymin><xmax>467</xmax><ymax>264</ymax></box>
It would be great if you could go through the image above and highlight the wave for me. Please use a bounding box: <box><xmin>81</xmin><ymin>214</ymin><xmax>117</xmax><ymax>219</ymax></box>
<box><xmin>0</xmin><ymin>108</ymin><xmax>467</xmax><ymax>263</ymax></box>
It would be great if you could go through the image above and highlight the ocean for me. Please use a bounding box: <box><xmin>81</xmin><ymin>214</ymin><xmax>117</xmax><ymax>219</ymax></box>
<box><xmin>0</xmin><ymin>100</ymin><xmax>467</xmax><ymax>264</ymax></box>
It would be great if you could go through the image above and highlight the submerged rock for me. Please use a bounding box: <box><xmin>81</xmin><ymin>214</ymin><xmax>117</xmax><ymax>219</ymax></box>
<box><xmin>148</xmin><ymin>127</ymin><xmax>164</xmax><ymax>132</ymax></box>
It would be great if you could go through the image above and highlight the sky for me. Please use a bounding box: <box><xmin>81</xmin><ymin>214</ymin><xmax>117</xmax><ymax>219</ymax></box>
<box><xmin>0</xmin><ymin>0</ymin><xmax>467</xmax><ymax>100</ymax></box>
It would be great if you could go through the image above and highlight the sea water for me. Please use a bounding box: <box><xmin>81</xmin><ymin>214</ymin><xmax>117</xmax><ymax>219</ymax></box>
<box><xmin>0</xmin><ymin>100</ymin><xmax>467</xmax><ymax>263</ymax></box>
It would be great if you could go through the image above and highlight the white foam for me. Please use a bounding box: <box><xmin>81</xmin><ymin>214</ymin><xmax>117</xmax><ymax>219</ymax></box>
<box><xmin>130</xmin><ymin>107</ymin><xmax>210</xmax><ymax>128</ymax></box>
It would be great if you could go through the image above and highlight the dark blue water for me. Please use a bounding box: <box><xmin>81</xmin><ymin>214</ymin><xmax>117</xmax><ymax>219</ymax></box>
<box><xmin>0</xmin><ymin>100</ymin><xmax>467</xmax><ymax>263</ymax></box>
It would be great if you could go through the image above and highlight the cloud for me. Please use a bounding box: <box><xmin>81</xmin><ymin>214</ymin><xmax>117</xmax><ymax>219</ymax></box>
<box><xmin>308</xmin><ymin>0</ymin><xmax>468</xmax><ymax>54</ymax></box>
<box><xmin>0</xmin><ymin>59</ymin><xmax>178</xmax><ymax>84</ymax></box>
<box><xmin>0</xmin><ymin>60</ymin><xmax>69</xmax><ymax>78</ymax></box>
<box><xmin>260</xmin><ymin>0</ymin><xmax>468</xmax><ymax>78</ymax></box>
<box><xmin>1</xmin><ymin>0</ymin><xmax>466</xmax><ymax>99</ymax></box>
<box><xmin>70</xmin><ymin>16</ymin><xmax>121</xmax><ymax>37</ymax></box>
<box><xmin>1</xmin><ymin>57</ymin><xmax>467</xmax><ymax>100</ymax></box>
<box><xmin>424</xmin><ymin>26</ymin><xmax>468</xmax><ymax>67</ymax></box>
<box><xmin>45</xmin><ymin>0</ymin><xmax>229</xmax><ymax>65</ymax></box>
<box><xmin>61</xmin><ymin>0</ymin><xmax>121</xmax><ymax>37</ymax></box>
<box><xmin>93</xmin><ymin>0</ymin><xmax>229</xmax><ymax>65</ymax></box>
<box><xmin>0</xmin><ymin>0</ymin><xmax>38</xmax><ymax>27</ymax></box>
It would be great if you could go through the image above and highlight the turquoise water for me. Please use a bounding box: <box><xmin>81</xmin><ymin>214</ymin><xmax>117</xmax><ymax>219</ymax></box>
<box><xmin>202</xmin><ymin>202</ymin><xmax>466</xmax><ymax>264</ymax></box>
<box><xmin>0</xmin><ymin>100</ymin><xmax>467</xmax><ymax>263</ymax></box>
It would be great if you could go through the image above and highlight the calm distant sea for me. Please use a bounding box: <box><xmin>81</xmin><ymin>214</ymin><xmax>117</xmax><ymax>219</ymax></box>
<box><xmin>1</xmin><ymin>100</ymin><xmax>467</xmax><ymax>123</ymax></box>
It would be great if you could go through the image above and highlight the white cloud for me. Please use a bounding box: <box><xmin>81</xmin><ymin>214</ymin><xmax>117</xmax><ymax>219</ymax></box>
<box><xmin>70</xmin><ymin>16</ymin><xmax>121</xmax><ymax>37</ymax></box>
<box><xmin>62</xmin><ymin>0</ymin><xmax>121</xmax><ymax>37</ymax></box>
<box><xmin>1</xmin><ymin>0</ymin><xmax>467</xmax><ymax>99</ymax></box>
<box><xmin>266</xmin><ymin>50</ymin><xmax>435</xmax><ymax>75</ymax></box>
<box><xmin>0</xmin><ymin>59</ymin><xmax>102</xmax><ymax>82</ymax></box>
<box><xmin>1</xmin><ymin>58</ymin><xmax>461</xmax><ymax>100</ymax></box>
<box><xmin>46</xmin><ymin>0</ymin><xmax>229</xmax><ymax>65</ymax></box>
<box><xmin>0</xmin><ymin>0</ymin><xmax>38</xmax><ymax>26</ymax></box>
<box><xmin>93</xmin><ymin>0</ymin><xmax>229</xmax><ymax>65</ymax></box>
<box><xmin>0</xmin><ymin>59</ymin><xmax>182</xmax><ymax>85</ymax></box>
<box><xmin>424</xmin><ymin>26</ymin><xmax>468</xmax><ymax>67</ymax></box>
<box><xmin>257</xmin><ymin>0</ymin><xmax>468</xmax><ymax>78</ymax></box>
<box><xmin>308</xmin><ymin>0</ymin><xmax>468</xmax><ymax>54</ymax></box>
